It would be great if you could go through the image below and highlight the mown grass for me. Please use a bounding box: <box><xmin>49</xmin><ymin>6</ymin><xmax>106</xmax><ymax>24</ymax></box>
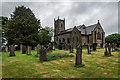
<box><xmin>1</xmin><ymin>48</ymin><xmax>119</xmax><ymax>78</ymax></box>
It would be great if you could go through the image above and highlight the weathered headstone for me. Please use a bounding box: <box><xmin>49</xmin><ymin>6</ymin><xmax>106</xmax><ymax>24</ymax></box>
<box><xmin>27</xmin><ymin>46</ymin><xmax>31</xmax><ymax>55</ymax></box>
<box><xmin>108</xmin><ymin>43</ymin><xmax>111</xmax><ymax>55</ymax></box>
<box><xmin>37</xmin><ymin>44</ymin><xmax>41</xmax><ymax>54</ymax></box>
<box><xmin>34</xmin><ymin>47</ymin><xmax>37</xmax><ymax>50</ymax></box>
<box><xmin>75</xmin><ymin>45</ymin><xmax>82</xmax><ymax>65</ymax></box>
<box><xmin>104</xmin><ymin>44</ymin><xmax>108</xmax><ymax>56</ymax></box>
<box><xmin>5</xmin><ymin>46</ymin><xmax>8</xmax><ymax>52</ymax></box>
<box><xmin>66</xmin><ymin>44</ymin><xmax>69</xmax><ymax>50</ymax></box>
<box><xmin>87</xmin><ymin>44</ymin><xmax>91</xmax><ymax>54</ymax></box>
<box><xmin>93</xmin><ymin>43</ymin><xmax>96</xmax><ymax>51</ymax></box>
<box><xmin>53</xmin><ymin>45</ymin><xmax>55</xmax><ymax>50</ymax></box>
<box><xmin>22</xmin><ymin>45</ymin><xmax>26</xmax><ymax>54</ymax></box>
<box><xmin>47</xmin><ymin>43</ymin><xmax>53</xmax><ymax>52</ymax></box>
<box><xmin>20</xmin><ymin>44</ymin><xmax>23</xmax><ymax>51</ymax></box>
<box><xmin>9</xmin><ymin>45</ymin><xmax>16</xmax><ymax>56</ymax></box>
<box><xmin>40</xmin><ymin>46</ymin><xmax>47</xmax><ymax>61</ymax></box>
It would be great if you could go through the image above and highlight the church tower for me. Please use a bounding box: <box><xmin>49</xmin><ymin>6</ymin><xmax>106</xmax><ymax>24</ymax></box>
<box><xmin>54</xmin><ymin>16</ymin><xmax>65</xmax><ymax>35</ymax></box>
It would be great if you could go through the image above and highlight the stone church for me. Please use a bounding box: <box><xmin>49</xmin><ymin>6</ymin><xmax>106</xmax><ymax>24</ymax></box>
<box><xmin>54</xmin><ymin>16</ymin><xmax>105</xmax><ymax>49</ymax></box>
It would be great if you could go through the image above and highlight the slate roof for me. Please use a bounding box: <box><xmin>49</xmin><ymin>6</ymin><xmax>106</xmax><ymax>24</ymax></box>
<box><xmin>55</xmin><ymin>23</ymin><xmax>98</xmax><ymax>36</ymax></box>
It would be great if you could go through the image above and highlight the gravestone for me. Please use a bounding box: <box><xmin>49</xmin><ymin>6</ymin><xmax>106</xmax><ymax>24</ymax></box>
<box><xmin>20</xmin><ymin>44</ymin><xmax>22</xmax><ymax>51</ymax></box>
<box><xmin>93</xmin><ymin>43</ymin><xmax>96</xmax><ymax>51</ymax></box>
<box><xmin>53</xmin><ymin>45</ymin><xmax>55</xmax><ymax>50</ymax></box>
<box><xmin>70</xmin><ymin>45</ymin><xmax>73</xmax><ymax>53</ymax></box>
<box><xmin>34</xmin><ymin>47</ymin><xmax>37</xmax><ymax>50</ymax></box>
<box><xmin>87</xmin><ymin>44</ymin><xmax>91</xmax><ymax>54</ymax></box>
<box><xmin>108</xmin><ymin>43</ymin><xmax>111</xmax><ymax>55</ymax></box>
<box><xmin>104</xmin><ymin>44</ymin><xmax>108</xmax><ymax>56</ymax></box>
<box><xmin>22</xmin><ymin>45</ymin><xmax>26</xmax><ymax>54</ymax></box>
<box><xmin>112</xmin><ymin>43</ymin><xmax>115</xmax><ymax>52</ymax></box>
<box><xmin>66</xmin><ymin>44</ymin><xmax>69</xmax><ymax>50</ymax></box>
<box><xmin>5</xmin><ymin>46</ymin><xmax>8</xmax><ymax>52</ymax></box>
<box><xmin>37</xmin><ymin>44</ymin><xmax>41</xmax><ymax>54</ymax></box>
<box><xmin>47</xmin><ymin>43</ymin><xmax>53</xmax><ymax>52</ymax></box>
<box><xmin>9</xmin><ymin>45</ymin><xmax>16</xmax><ymax>56</ymax></box>
<box><xmin>75</xmin><ymin>45</ymin><xmax>82</xmax><ymax>65</ymax></box>
<box><xmin>40</xmin><ymin>46</ymin><xmax>47</xmax><ymax>61</ymax></box>
<box><xmin>27</xmin><ymin>46</ymin><xmax>31</xmax><ymax>55</ymax></box>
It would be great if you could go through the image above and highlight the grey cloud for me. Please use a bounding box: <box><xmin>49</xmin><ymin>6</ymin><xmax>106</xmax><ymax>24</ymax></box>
<box><xmin>1</xmin><ymin>2</ymin><xmax>118</xmax><ymax>37</ymax></box>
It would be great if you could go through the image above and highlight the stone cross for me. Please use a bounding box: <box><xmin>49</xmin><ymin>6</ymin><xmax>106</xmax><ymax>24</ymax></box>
<box><xmin>22</xmin><ymin>45</ymin><xmax>26</xmax><ymax>54</ymax></box>
<box><xmin>40</xmin><ymin>46</ymin><xmax>47</xmax><ymax>61</ymax></box>
<box><xmin>108</xmin><ymin>43</ymin><xmax>111</xmax><ymax>55</ymax></box>
<box><xmin>75</xmin><ymin>45</ymin><xmax>82</xmax><ymax>65</ymax></box>
<box><xmin>104</xmin><ymin>44</ymin><xmax>108</xmax><ymax>56</ymax></box>
<box><xmin>9</xmin><ymin>45</ymin><xmax>16</xmax><ymax>56</ymax></box>
<box><xmin>27</xmin><ymin>46</ymin><xmax>31</xmax><ymax>55</ymax></box>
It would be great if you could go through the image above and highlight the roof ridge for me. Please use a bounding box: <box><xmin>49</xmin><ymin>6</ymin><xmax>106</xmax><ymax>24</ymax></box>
<box><xmin>86</xmin><ymin>24</ymin><xmax>97</xmax><ymax>27</ymax></box>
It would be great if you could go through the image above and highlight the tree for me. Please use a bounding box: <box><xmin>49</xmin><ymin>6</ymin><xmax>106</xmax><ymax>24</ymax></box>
<box><xmin>5</xmin><ymin>5</ymin><xmax>41</xmax><ymax>46</ymax></box>
<box><xmin>38</xmin><ymin>26</ymin><xmax>53</xmax><ymax>45</ymax></box>
<box><xmin>105</xmin><ymin>33</ymin><xmax>120</xmax><ymax>46</ymax></box>
<box><xmin>0</xmin><ymin>16</ymin><xmax>8</xmax><ymax>46</ymax></box>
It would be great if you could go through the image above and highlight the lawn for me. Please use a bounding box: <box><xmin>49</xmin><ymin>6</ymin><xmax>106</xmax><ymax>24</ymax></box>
<box><xmin>1</xmin><ymin>48</ymin><xmax>119</xmax><ymax>78</ymax></box>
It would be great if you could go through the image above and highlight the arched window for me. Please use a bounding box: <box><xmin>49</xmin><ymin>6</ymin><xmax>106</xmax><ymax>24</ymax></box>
<box><xmin>59</xmin><ymin>39</ymin><xmax>61</xmax><ymax>43</ymax></box>
<box><xmin>76</xmin><ymin>37</ymin><xmax>78</xmax><ymax>42</ymax></box>
<box><xmin>97</xmin><ymin>32</ymin><xmax>101</xmax><ymax>40</ymax></box>
<box><xmin>67</xmin><ymin>38</ymin><xmax>70</xmax><ymax>43</ymax></box>
<box><xmin>63</xmin><ymin>38</ymin><xmax>65</xmax><ymax>43</ymax></box>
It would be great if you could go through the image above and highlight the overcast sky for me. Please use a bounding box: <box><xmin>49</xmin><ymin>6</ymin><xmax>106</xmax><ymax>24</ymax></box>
<box><xmin>1</xmin><ymin>2</ymin><xmax>119</xmax><ymax>37</ymax></box>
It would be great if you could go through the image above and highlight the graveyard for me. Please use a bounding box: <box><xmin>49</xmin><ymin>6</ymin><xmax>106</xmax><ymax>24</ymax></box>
<box><xmin>1</xmin><ymin>47</ymin><xmax>119</xmax><ymax>78</ymax></box>
<box><xmin>1</xmin><ymin>4</ymin><xmax>120</xmax><ymax>79</ymax></box>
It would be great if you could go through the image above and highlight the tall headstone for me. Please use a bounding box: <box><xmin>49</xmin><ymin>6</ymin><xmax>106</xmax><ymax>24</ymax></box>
<box><xmin>70</xmin><ymin>45</ymin><xmax>73</xmax><ymax>53</ymax></box>
<box><xmin>27</xmin><ymin>46</ymin><xmax>31</xmax><ymax>55</ymax></box>
<box><xmin>22</xmin><ymin>45</ymin><xmax>26</xmax><ymax>54</ymax></box>
<box><xmin>87</xmin><ymin>44</ymin><xmax>91</xmax><ymax>54</ymax></box>
<box><xmin>9</xmin><ymin>45</ymin><xmax>15</xmax><ymax>56</ymax></box>
<box><xmin>5</xmin><ymin>46</ymin><xmax>8</xmax><ymax>52</ymax></box>
<box><xmin>66</xmin><ymin>44</ymin><xmax>69</xmax><ymax>50</ymax></box>
<box><xmin>104</xmin><ymin>44</ymin><xmax>108</xmax><ymax>56</ymax></box>
<box><xmin>108</xmin><ymin>43</ymin><xmax>111</xmax><ymax>55</ymax></box>
<box><xmin>20</xmin><ymin>44</ymin><xmax>23</xmax><ymax>51</ymax></box>
<box><xmin>93</xmin><ymin>43</ymin><xmax>96</xmax><ymax>51</ymax></box>
<box><xmin>40</xmin><ymin>46</ymin><xmax>47</xmax><ymax>61</ymax></box>
<box><xmin>75</xmin><ymin>45</ymin><xmax>82</xmax><ymax>65</ymax></box>
<box><xmin>37</xmin><ymin>44</ymin><xmax>41</xmax><ymax>54</ymax></box>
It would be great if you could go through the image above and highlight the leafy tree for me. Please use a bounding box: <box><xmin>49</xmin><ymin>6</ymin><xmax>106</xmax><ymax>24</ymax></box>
<box><xmin>5</xmin><ymin>5</ymin><xmax>41</xmax><ymax>46</ymax></box>
<box><xmin>38</xmin><ymin>26</ymin><xmax>53</xmax><ymax>45</ymax></box>
<box><xmin>0</xmin><ymin>16</ymin><xmax>8</xmax><ymax>46</ymax></box>
<box><xmin>105</xmin><ymin>33</ymin><xmax>120</xmax><ymax>46</ymax></box>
